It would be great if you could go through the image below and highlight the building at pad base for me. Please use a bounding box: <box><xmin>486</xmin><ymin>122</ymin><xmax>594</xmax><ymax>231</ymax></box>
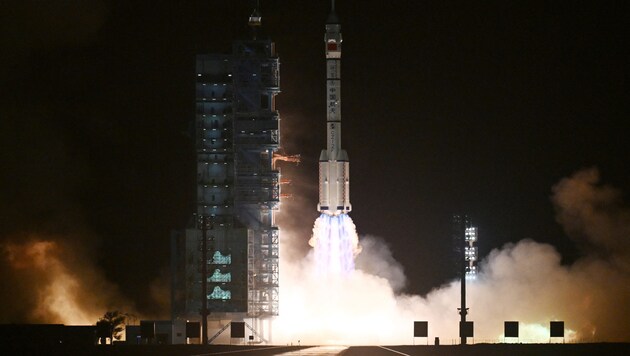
<box><xmin>171</xmin><ymin>8</ymin><xmax>281</xmax><ymax>343</ymax></box>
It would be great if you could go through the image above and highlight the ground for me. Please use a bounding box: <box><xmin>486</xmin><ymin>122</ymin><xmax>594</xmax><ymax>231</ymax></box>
<box><xmin>4</xmin><ymin>343</ymin><xmax>630</xmax><ymax>356</ymax></box>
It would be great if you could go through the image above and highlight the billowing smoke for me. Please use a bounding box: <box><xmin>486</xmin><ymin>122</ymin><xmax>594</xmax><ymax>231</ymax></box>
<box><xmin>552</xmin><ymin>167</ymin><xmax>630</xmax><ymax>271</ymax></box>
<box><xmin>273</xmin><ymin>167</ymin><xmax>630</xmax><ymax>344</ymax></box>
<box><xmin>0</xmin><ymin>233</ymin><xmax>133</xmax><ymax>325</ymax></box>
<box><xmin>0</xmin><ymin>105</ymin><xmax>148</xmax><ymax>325</ymax></box>
<box><xmin>0</xmin><ymin>1</ymin><xmax>166</xmax><ymax>326</ymax></box>
<box><xmin>355</xmin><ymin>235</ymin><xmax>406</xmax><ymax>293</ymax></box>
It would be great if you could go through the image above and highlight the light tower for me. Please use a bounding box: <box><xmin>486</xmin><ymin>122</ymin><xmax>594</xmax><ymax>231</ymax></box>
<box><xmin>464</xmin><ymin>225</ymin><xmax>478</xmax><ymax>279</ymax></box>
<box><xmin>452</xmin><ymin>214</ymin><xmax>478</xmax><ymax>345</ymax></box>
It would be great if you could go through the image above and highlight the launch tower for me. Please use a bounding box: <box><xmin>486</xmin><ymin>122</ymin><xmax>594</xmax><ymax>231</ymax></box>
<box><xmin>172</xmin><ymin>6</ymin><xmax>281</xmax><ymax>342</ymax></box>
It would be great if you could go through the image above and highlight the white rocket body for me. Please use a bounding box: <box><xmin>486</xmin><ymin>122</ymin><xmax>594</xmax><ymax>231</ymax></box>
<box><xmin>317</xmin><ymin>10</ymin><xmax>351</xmax><ymax>216</ymax></box>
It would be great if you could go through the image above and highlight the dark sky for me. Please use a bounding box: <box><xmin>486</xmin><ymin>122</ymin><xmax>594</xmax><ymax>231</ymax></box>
<box><xmin>1</xmin><ymin>0</ymin><xmax>628</xmax><ymax>316</ymax></box>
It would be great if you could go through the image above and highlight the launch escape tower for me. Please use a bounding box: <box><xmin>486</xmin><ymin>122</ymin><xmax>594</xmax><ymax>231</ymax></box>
<box><xmin>171</xmin><ymin>8</ymin><xmax>281</xmax><ymax>341</ymax></box>
<box><xmin>452</xmin><ymin>214</ymin><xmax>478</xmax><ymax>344</ymax></box>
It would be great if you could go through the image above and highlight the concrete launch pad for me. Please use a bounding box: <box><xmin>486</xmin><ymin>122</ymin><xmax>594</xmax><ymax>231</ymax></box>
<box><xmin>6</xmin><ymin>343</ymin><xmax>629</xmax><ymax>356</ymax></box>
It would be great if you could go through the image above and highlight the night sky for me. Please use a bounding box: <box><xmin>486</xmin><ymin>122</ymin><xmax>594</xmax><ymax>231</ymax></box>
<box><xmin>1</xmin><ymin>0</ymin><xmax>628</xmax><ymax>318</ymax></box>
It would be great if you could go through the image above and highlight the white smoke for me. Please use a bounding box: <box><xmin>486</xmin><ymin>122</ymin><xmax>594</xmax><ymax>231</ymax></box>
<box><xmin>551</xmin><ymin>167</ymin><xmax>630</xmax><ymax>271</ymax></box>
<box><xmin>355</xmin><ymin>235</ymin><xmax>406</xmax><ymax>293</ymax></box>
<box><xmin>272</xmin><ymin>168</ymin><xmax>630</xmax><ymax>344</ymax></box>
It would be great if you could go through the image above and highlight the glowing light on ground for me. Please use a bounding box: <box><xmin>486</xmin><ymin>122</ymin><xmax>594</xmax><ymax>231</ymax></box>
<box><xmin>4</xmin><ymin>240</ymin><xmax>98</xmax><ymax>324</ymax></box>
<box><xmin>2</xmin><ymin>237</ymin><xmax>133</xmax><ymax>326</ymax></box>
<box><xmin>499</xmin><ymin>323</ymin><xmax>577</xmax><ymax>343</ymax></box>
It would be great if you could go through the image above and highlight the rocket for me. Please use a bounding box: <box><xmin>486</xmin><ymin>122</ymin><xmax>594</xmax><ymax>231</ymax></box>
<box><xmin>317</xmin><ymin>0</ymin><xmax>351</xmax><ymax>216</ymax></box>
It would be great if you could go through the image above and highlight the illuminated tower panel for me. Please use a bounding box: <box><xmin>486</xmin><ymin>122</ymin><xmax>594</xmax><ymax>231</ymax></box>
<box><xmin>465</xmin><ymin>226</ymin><xmax>478</xmax><ymax>279</ymax></box>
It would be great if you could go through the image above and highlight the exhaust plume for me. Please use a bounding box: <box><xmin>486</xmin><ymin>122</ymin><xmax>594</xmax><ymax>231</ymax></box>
<box><xmin>273</xmin><ymin>167</ymin><xmax>630</xmax><ymax>344</ymax></box>
<box><xmin>0</xmin><ymin>234</ymin><xmax>133</xmax><ymax>325</ymax></box>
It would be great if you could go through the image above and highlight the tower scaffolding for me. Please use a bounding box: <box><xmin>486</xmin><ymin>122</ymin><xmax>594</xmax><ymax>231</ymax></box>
<box><xmin>172</xmin><ymin>11</ymin><xmax>284</xmax><ymax>343</ymax></box>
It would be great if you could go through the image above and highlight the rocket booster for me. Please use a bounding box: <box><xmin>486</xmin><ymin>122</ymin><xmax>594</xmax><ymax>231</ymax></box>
<box><xmin>317</xmin><ymin>1</ymin><xmax>351</xmax><ymax>216</ymax></box>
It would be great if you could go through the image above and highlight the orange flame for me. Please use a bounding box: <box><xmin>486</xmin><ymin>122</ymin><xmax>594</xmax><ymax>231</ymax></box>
<box><xmin>4</xmin><ymin>239</ymin><xmax>103</xmax><ymax>325</ymax></box>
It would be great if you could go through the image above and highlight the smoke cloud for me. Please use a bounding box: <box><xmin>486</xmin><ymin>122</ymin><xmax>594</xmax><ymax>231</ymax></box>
<box><xmin>0</xmin><ymin>104</ymin><xmax>146</xmax><ymax>325</ymax></box>
<box><xmin>0</xmin><ymin>2</ymin><xmax>167</xmax><ymax>326</ymax></box>
<box><xmin>355</xmin><ymin>235</ymin><xmax>406</xmax><ymax>293</ymax></box>
<box><xmin>0</xmin><ymin>233</ymin><xmax>132</xmax><ymax>325</ymax></box>
<box><xmin>273</xmin><ymin>167</ymin><xmax>630</xmax><ymax>344</ymax></box>
<box><xmin>552</xmin><ymin>167</ymin><xmax>630</xmax><ymax>270</ymax></box>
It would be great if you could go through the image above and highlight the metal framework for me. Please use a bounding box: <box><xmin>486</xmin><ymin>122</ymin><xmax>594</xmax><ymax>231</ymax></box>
<box><xmin>464</xmin><ymin>226</ymin><xmax>478</xmax><ymax>279</ymax></box>
<box><xmin>453</xmin><ymin>214</ymin><xmax>479</xmax><ymax>345</ymax></box>
<box><xmin>168</xmin><ymin>6</ymin><xmax>288</xmax><ymax>345</ymax></box>
<box><xmin>172</xmin><ymin>39</ymin><xmax>281</xmax><ymax>337</ymax></box>
<box><xmin>231</xmin><ymin>39</ymin><xmax>281</xmax><ymax>318</ymax></box>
